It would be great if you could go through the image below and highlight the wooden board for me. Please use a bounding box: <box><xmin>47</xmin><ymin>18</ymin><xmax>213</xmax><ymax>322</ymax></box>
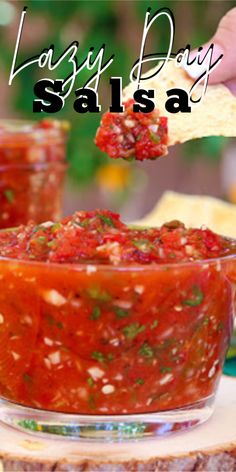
<box><xmin>0</xmin><ymin>375</ymin><xmax>236</xmax><ymax>471</ymax></box>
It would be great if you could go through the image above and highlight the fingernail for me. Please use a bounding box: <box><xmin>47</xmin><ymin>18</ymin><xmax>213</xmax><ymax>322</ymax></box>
<box><xmin>181</xmin><ymin>44</ymin><xmax>224</xmax><ymax>79</ymax></box>
<box><xmin>225</xmin><ymin>79</ymin><xmax>236</xmax><ymax>96</ymax></box>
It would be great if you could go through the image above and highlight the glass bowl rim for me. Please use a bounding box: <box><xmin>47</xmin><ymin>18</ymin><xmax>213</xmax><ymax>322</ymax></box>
<box><xmin>0</xmin><ymin>119</ymin><xmax>69</xmax><ymax>144</ymax></box>
<box><xmin>0</xmin><ymin>162</ymin><xmax>68</xmax><ymax>171</ymax></box>
<box><xmin>0</xmin><ymin>252</ymin><xmax>235</xmax><ymax>272</ymax></box>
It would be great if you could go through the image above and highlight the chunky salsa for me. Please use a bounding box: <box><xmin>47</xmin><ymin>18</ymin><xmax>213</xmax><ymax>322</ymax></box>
<box><xmin>0</xmin><ymin>119</ymin><xmax>68</xmax><ymax>228</ymax></box>
<box><xmin>0</xmin><ymin>209</ymin><xmax>234</xmax><ymax>264</ymax></box>
<box><xmin>95</xmin><ymin>99</ymin><xmax>168</xmax><ymax>161</ymax></box>
<box><xmin>0</xmin><ymin>210</ymin><xmax>233</xmax><ymax>415</ymax></box>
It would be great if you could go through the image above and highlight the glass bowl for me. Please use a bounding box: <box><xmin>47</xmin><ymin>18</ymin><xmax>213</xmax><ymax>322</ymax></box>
<box><xmin>0</xmin><ymin>120</ymin><xmax>68</xmax><ymax>228</ymax></box>
<box><xmin>0</xmin><ymin>254</ymin><xmax>234</xmax><ymax>441</ymax></box>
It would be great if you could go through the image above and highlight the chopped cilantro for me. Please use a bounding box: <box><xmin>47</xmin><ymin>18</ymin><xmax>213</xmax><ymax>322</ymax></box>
<box><xmin>132</xmin><ymin>239</ymin><xmax>156</xmax><ymax>252</ymax></box>
<box><xmin>79</xmin><ymin>218</ymin><xmax>90</xmax><ymax>228</ymax></box>
<box><xmin>136</xmin><ymin>378</ymin><xmax>145</xmax><ymax>385</ymax></box>
<box><xmin>158</xmin><ymin>338</ymin><xmax>175</xmax><ymax>349</ymax></box>
<box><xmin>172</xmin><ymin>355</ymin><xmax>180</xmax><ymax>362</ymax></box>
<box><xmin>87</xmin><ymin>287</ymin><xmax>111</xmax><ymax>302</ymax></box>
<box><xmin>217</xmin><ymin>321</ymin><xmax>224</xmax><ymax>332</ymax></box>
<box><xmin>32</xmin><ymin>225</ymin><xmax>47</xmax><ymax>233</ymax></box>
<box><xmin>122</xmin><ymin>322</ymin><xmax>145</xmax><ymax>340</ymax></box>
<box><xmin>168</xmin><ymin>252</ymin><xmax>176</xmax><ymax>259</ymax></box>
<box><xmin>91</xmin><ymin>351</ymin><xmax>105</xmax><ymax>363</ymax></box>
<box><xmin>99</xmin><ymin>214</ymin><xmax>115</xmax><ymax>227</ymax></box>
<box><xmin>160</xmin><ymin>366</ymin><xmax>172</xmax><ymax>374</ymax></box>
<box><xmin>150</xmin><ymin>319</ymin><xmax>158</xmax><ymax>330</ymax></box>
<box><xmin>35</xmin><ymin>236</ymin><xmax>47</xmax><ymax>244</ymax></box>
<box><xmin>88</xmin><ymin>394</ymin><xmax>96</xmax><ymax>409</ymax></box>
<box><xmin>139</xmin><ymin>342</ymin><xmax>154</xmax><ymax>358</ymax></box>
<box><xmin>4</xmin><ymin>189</ymin><xmax>15</xmax><ymax>203</ymax></box>
<box><xmin>132</xmin><ymin>239</ymin><xmax>150</xmax><ymax>250</ymax></box>
<box><xmin>90</xmin><ymin>306</ymin><xmax>101</xmax><ymax>320</ymax></box>
<box><xmin>51</xmin><ymin>223</ymin><xmax>62</xmax><ymax>233</ymax></box>
<box><xmin>23</xmin><ymin>373</ymin><xmax>32</xmax><ymax>383</ymax></box>
<box><xmin>149</xmin><ymin>131</ymin><xmax>161</xmax><ymax>143</ymax></box>
<box><xmin>91</xmin><ymin>351</ymin><xmax>113</xmax><ymax>363</ymax></box>
<box><xmin>87</xmin><ymin>377</ymin><xmax>94</xmax><ymax>387</ymax></box>
<box><xmin>46</xmin><ymin>314</ymin><xmax>54</xmax><ymax>326</ymax></box>
<box><xmin>183</xmin><ymin>285</ymin><xmax>204</xmax><ymax>307</ymax></box>
<box><xmin>114</xmin><ymin>306</ymin><xmax>129</xmax><ymax>319</ymax></box>
<box><xmin>46</xmin><ymin>314</ymin><xmax>63</xmax><ymax>329</ymax></box>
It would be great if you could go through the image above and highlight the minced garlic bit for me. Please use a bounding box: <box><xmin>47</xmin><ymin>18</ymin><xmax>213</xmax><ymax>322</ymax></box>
<box><xmin>25</xmin><ymin>277</ymin><xmax>36</xmax><ymax>283</ymax></box>
<box><xmin>134</xmin><ymin>285</ymin><xmax>144</xmax><ymax>295</ymax></box>
<box><xmin>86</xmin><ymin>265</ymin><xmax>97</xmax><ymax>274</ymax></box>
<box><xmin>40</xmin><ymin>221</ymin><xmax>54</xmax><ymax>228</ymax></box>
<box><xmin>44</xmin><ymin>358</ymin><xmax>51</xmax><ymax>370</ymax></box>
<box><xmin>148</xmin><ymin>124</ymin><xmax>159</xmax><ymax>133</ymax></box>
<box><xmin>185</xmin><ymin>245</ymin><xmax>194</xmax><ymax>255</ymax></box>
<box><xmin>109</xmin><ymin>338</ymin><xmax>119</xmax><ymax>347</ymax></box>
<box><xmin>208</xmin><ymin>360</ymin><xmax>219</xmax><ymax>378</ymax></box>
<box><xmin>124</xmin><ymin>119</ymin><xmax>135</xmax><ymax>128</ymax></box>
<box><xmin>114</xmin><ymin>373</ymin><xmax>123</xmax><ymax>381</ymax></box>
<box><xmin>0</xmin><ymin>314</ymin><xmax>4</xmax><ymax>324</ymax></box>
<box><xmin>216</xmin><ymin>260</ymin><xmax>221</xmax><ymax>272</ymax></box>
<box><xmin>12</xmin><ymin>351</ymin><xmax>20</xmax><ymax>361</ymax></box>
<box><xmin>146</xmin><ymin>397</ymin><xmax>153</xmax><ymax>406</ymax></box>
<box><xmin>159</xmin><ymin>373</ymin><xmax>173</xmax><ymax>385</ymax></box>
<box><xmin>208</xmin><ymin>365</ymin><xmax>216</xmax><ymax>378</ymax></box>
<box><xmin>113</xmin><ymin>300</ymin><xmax>132</xmax><ymax>310</ymax></box>
<box><xmin>87</xmin><ymin>366</ymin><xmax>105</xmax><ymax>380</ymax></box>
<box><xmin>42</xmin><ymin>289</ymin><xmax>66</xmax><ymax>307</ymax></box>
<box><xmin>101</xmin><ymin>384</ymin><xmax>115</xmax><ymax>394</ymax></box>
<box><xmin>48</xmin><ymin>350</ymin><xmax>61</xmax><ymax>365</ymax></box>
<box><xmin>174</xmin><ymin>305</ymin><xmax>182</xmax><ymax>312</ymax></box>
<box><xmin>44</xmin><ymin>337</ymin><xmax>54</xmax><ymax>346</ymax></box>
<box><xmin>21</xmin><ymin>315</ymin><xmax>33</xmax><ymax>326</ymax></box>
<box><xmin>77</xmin><ymin>387</ymin><xmax>88</xmax><ymax>400</ymax></box>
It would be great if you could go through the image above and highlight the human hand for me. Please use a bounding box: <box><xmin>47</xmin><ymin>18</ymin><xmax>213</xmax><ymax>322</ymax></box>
<box><xmin>186</xmin><ymin>7</ymin><xmax>236</xmax><ymax>95</ymax></box>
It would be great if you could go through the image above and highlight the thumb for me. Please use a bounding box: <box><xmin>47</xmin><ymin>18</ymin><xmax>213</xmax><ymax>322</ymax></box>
<box><xmin>184</xmin><ymin>7</ymin><xmax>236</xmax><ymax>90</ymax></box>
<box><xmin>207</xmin><ymin>7</ymin><xmax>236</xmax><ymax>85</ymax></box>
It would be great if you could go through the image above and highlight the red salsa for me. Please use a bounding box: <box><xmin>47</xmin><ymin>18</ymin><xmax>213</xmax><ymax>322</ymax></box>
<box><xmin>0</xmin><ymin>119</ymin><xmax>68</xmax><ymax>228</ymax></box>
<box><xmin>95</xmin><ymin>99</ymin><xmax>168</xmax><ymax>161</ymax></box>
<box><xmin>0</xmin><ymin>210</ymin><xmax>234</xmax><ymax>414</ymax></box>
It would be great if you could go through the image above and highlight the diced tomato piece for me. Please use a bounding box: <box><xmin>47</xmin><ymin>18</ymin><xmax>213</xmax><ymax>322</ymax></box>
<box><xmin>95</xmin><ymin>99</ymin><xmax>168</xmax><ymax>161</ymax></box>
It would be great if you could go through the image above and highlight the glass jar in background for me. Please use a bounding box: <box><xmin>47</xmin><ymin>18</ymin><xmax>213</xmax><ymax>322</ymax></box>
<box><xmin>0</xmin><ymin>120</ymin><xmax>68</xmax><ymax>228</ymax></box>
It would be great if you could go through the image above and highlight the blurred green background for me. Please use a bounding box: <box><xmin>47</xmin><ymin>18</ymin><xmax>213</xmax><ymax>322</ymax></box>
<box><xmin>0</xmin><ymin>0</ymin><xmax>236</xmax><ymax>218</ymax></box>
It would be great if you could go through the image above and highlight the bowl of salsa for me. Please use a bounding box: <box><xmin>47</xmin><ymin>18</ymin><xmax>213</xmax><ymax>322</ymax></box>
<box><xmin>0</xmin><ymin>210</ymin><xmax>234</xmax><ymax>440</ymax></box>
<box><xmin>0</xmin><ymin>119</ymin><xmax>68</xmax><ymax>229</ymax></box>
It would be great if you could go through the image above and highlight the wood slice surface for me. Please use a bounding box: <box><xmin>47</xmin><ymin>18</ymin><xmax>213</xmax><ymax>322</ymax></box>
<box><xmin>0</xmin><ymin>375</ymin><xmax>235</xmax><ymax>472</ymax></box>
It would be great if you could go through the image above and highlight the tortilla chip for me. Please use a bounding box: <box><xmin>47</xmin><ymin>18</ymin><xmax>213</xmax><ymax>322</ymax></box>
<box><xmin>134</xmin><ymin>191</ymin><xmax>236</xmax><ymax>237</ymax></box>
<box><xmin>123</xmin><ymin>61</ymin><xmax>236</xmax><ymax>145</ymax></box>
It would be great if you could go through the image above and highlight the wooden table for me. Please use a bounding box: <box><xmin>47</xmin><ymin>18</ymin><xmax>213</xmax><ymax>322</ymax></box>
<box><xmin>0</xmin><ymin>375</ymin><xmax>235</xmax><ymax>471</ymax></box>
